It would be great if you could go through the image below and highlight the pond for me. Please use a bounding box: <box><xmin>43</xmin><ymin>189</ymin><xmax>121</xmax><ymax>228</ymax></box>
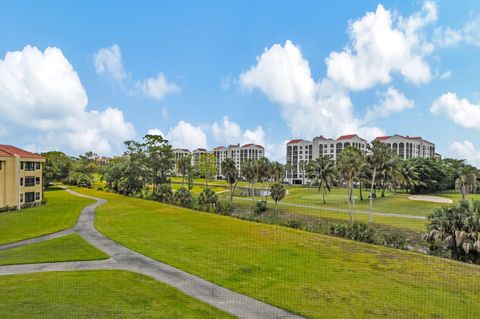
<box><xmin>236</xmin><ymin>187</ymin><xmax>271</xmax><ymax>197</ymax></box>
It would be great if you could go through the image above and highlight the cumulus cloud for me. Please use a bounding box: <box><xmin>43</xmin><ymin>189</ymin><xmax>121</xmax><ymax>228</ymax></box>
<box><xmin>94</xmin><ymin>44</ymin><xmax>179</xmax><ymax>100</ymax></box>
<box><xmin>147</xmin><ymin>128</ymin><xmax>164</xmax><ymax>137</ymax></box>
<box><xmin>166</xmin><ymin>120</ymin><xmax>208</xmax><ymax>150</ymax></box>
<box><xmin>239</xmin><ymin>40</ymin><xmax>384</xmax><ymax>139</ymax></box>
<box><xmin>210</xmin><ymin>116</ymin><xmax>266</xmax><ymax>147</ymax></box>
<box><xmin>326</xmin><ymin>2</ymin><xmax>436</xmax><ymax>91</ymax></box>
<box><xmin>435</xmin><ymin>15</ymin><xmax>480</xmax><ymax>47</ymax></box>
<box><xmin>365</xmin><ymin>87</ymin><xmax>414</xmax><ymax>120</ymax></box>
<box><xmin>431</xmin><ymin>92</ymin><xmax>480</xmax><ymax>129</ymax></box>
<box><xmin>450</xmin><ymin>141</ymin><xmax>480</xmax><ymax>167</ymax></box>
<box><xmin>0</xmin><ymin>45</ymin><xmax>135</xmax><ymax>155</ymax></box>
<box><xmin>243</xmin><ymin>126</ymin><xmax>265</xmax><ymax>145</ymax></box>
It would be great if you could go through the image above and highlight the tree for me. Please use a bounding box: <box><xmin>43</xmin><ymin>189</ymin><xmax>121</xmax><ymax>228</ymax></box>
<box><xmin>299</xmin><ymin>160</ymin><xmax>307</xmax><ymax>185</ymax></box>
<box><xmin>241</xmin><ymin>159</ymin><xmax>257</xmax><ymax>199</ymax></box>
<box><xmin>270</xmin><ymin>161</ymin><xmax>284</xmax><ymax>183</ymax></box>
<box><xmin>41</xmin><ymin>151</ymin><xmax>72</xmax><ymax>188</ymax></box>
<box><xmin>197</xmin><ymin>153</ymin><xmax>217</xmax><ymax>188</ymax></box>
<box><xmin>397</xmin><ymin>161</ymin><xmax>419</xmax><ymax>193</ymax></box>
<box><xmin>456</xmin><ymin>171</ymin><xmax>478</xmax><ymax>200</ymax></box>
<box><xmin>270</xmin><ymin>183</ymin><xmax>286</xmax><ymax>213</ymax></box>
<box><xmin>154</xmin><ymin>184</ymin><xmax>173</xmax><ymax>203</ymax></box>
<box><xmin>307</xmin><ymin>156</ymin><xmax>336</xmax><ymax>204</ymax></box>
<box><xmin>76</xmin><ymin>151</ymin><xmax>98</xmax><ymax>175</ymax></box>
<box><xmin>336</xmin><ymin>147</ymin><xmax>365</xmax><ymax>224</ymax></box>
<box><xmin>173</xmin><ymin>187</ymin><xmax>193</xmax><ymax>207</ymax></box>
<box><xmin>143</xmin><ymin>135</ymin><xmax>175</xmax><ymax>193</ymax></box>
<box><xmin>64</xmin><ymin>172</ymin><xmax>94</xmax><ymax>188</ymax></box>
<box><xmin>366</xmin><ymin>140</ymin><xmax>391</xmax><ymax>222</ymax></box>
<box><xmin>425</xmin><ymin>200</ymin><xmax>480</xmax><ymax>263</ymax></box>
<box><xmin>222</xmin><ymin>158</ymin><xmax>239</xmax><ymax>205</ymax></box>
<box><xmin>177</xmin><ymin>155</ymin><xmax>192</xmax><ymax>187</ymax></box>
<box><xmin>198</xmin><ymin>188</ymin><xmax>218</xmax><ymax>212</ymax></box>
<box><xmin>104</xmin><ymin>156</ymin><xmax>144</xmax><ymax>195</ymax></box>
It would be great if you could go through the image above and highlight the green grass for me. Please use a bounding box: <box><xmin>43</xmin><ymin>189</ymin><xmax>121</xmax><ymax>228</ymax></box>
<box><xmin>170</xmin><ymin>183</ymin><xmax>226</xmax><ymax>194</ymax></box>
<box><xmin>0</xmin><ymin>271</ymin><xmax>235</xmax><ymax>319</ymax></box>
<box><xmin>0</xmin><ymin>234</ymin><xmax>108</xmax><ymax>266</ymax></box>
<box><xmin>0</xmin><ymin>187</ymin><xmax>94</xmax><ymax>245</ymax></box>
<box><xmin>72</xmin><ymin>186</ymin><xmax>480</xmax><ymax>319</ymax></box>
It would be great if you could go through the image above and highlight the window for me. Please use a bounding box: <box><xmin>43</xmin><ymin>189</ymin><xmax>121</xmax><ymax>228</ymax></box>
<box><xmin>25</xmin><ymin>192</ymin><xmax>35</xmax><ymax>203</ymax></box>
<box><xmin>36</xmin><ymin>177</ymin><xmax>41</xmax><ymax>185</ymax></box>
<box><xmin>0</xmin><ymin>161</ymin><xmax>2</xmax><ymax>170</ymax></box>
<box><xmin>36</xmin><ymin>192</ymin><xmax>40</xmax><ymax>200</ymax></box>
<box><xmin>20</xmin><ymin>194</ymin><xmax>23</xmax><ymax>203</ymax></box>
<box><xmin>25</xmin><ymin>177</ymin><xmax>35</xmax><ymax>187</ymax></box>
<box><xmin>36</xmin><ymin>162</ymin><xmax>41</xmax><ymax>169</ymax></box>
<box><xmin>25</xmin><ymin>162</ymin><xmax>35</xmax><ymax>171</ymax></box>
<box><xmin>20</xmin><ymin>178</ymin><xmax>23</xmax><ymax>186</ymax></box>
<box><xmin>20</xmin><ymin>161</ymin><xmax>24</xmax><ymax>169</ymax></box>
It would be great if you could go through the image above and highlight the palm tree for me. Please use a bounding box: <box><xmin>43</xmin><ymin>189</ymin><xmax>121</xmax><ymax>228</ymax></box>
<box><xmin>270</xmin><ymin>161</ymin><xmax>285</xmax><ymax>183</ymax></box>
<box><xmin>241</xmin><ymin>159</ymin><xmax>257</xmax><ymax>200</ymax></box>
<box><xmin>398</xmin><ymin>161</ymin><xmax>419</xmax><ymax>193</ymax></box>
<box><xmin>222</xmin><ymin>158</ymin><xmax>239</xmax><ymax>205</ymax></box>
<box><xmin>307</xmin><ymin>156</ymin><xmax>336</xmax><ymax>204</ymax></box>
<box><xmin>366</xmin><ymin>140</ymin><xmax>391</xmax><ymax>222</ymax></box>
<box><xmin>270</xmin><ymin>183</ymin><xmax>286</xmax><ymax>213</ymax></box>
<box><xmin>299</xmin><ymin>160</ymin><xmax>307</xmax><ymax>185</ymax></box>
<box><xmin>456</xmin><ymin>172</ymin><xmax>478</xmax><ymax>200</ymax></box>
<box><xmin>198</xmin><ymin>188</ymin><xmax>218</xmax><ymax>212</ymax></box>
<box><xmin>336</xmin><ymin>147</ymin><xmax>365</xmax><ymax>224</ymax></box>
<box><xmin>176</xmin><ymin>155</ymin><xmax>191</xmax><ymax>187</ymax></box>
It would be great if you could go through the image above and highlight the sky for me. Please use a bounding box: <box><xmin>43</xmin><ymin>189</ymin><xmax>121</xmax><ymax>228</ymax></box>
<box><xmin>1</xmin><ymin>0</ymin><xmax>480</xmax><ymax>165</ymax></box>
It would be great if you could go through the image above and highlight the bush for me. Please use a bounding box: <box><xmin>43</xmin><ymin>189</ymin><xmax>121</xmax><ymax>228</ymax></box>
<box><xmin>329</xmin><ymin>222</ymin><xmax>378</xmax><ymax>244</ymax></box>
<box><xmin>282</xmin><ymin>220</ymin><xmax>303</xmax><ymax>229</ymax></box>
<box><xmin>173</xmin><ymin>187</ymin><xmax>193</xmax><ymax>208</ymax></box>
<box><xmin>198</xmin><ymin>188</ymin><xmax>218</xmax><ymax>212</ymax></box>
<box><xmin>64</xmin><ymin>172</ymin><xmax>94</xmax><ymax>188</ymax></box>
<box><xmin>215</xmin><ymin>201</ymin><xmax>232</xmax><ymax>215</ymax></box>
<box><xmin>254</xmin><ymin>200</ymin><xmax>267</xmax><ymax>214</ymax></box>
<box><xmin>153</xmin><ymin>184</ymin><xmax>173</xmax><ymax>203</ymax></box>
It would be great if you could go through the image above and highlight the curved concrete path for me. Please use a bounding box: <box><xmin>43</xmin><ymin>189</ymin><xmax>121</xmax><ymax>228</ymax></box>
<box><xmin>0</xmin><ymin>187</ymin><xmax>305</xmax><ymax>319</ymax></box>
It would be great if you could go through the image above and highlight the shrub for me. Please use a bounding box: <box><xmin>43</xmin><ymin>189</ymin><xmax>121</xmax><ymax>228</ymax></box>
<box><xmin>198</xmin><ymin>188</ymin><xmax>218</xmax><ymax>212</ymax></box>
<box><xmin>282</xmin><ymin>220</ymin><xmax>303</xmax><ymax>229</ymax></box>
<box><xmin>329</xmin><ymin>222</ymin><xmax>378</xmax><ymax>244</ymax></box>
<box><xmin>254</xmin><ymin>200</ymin><xmax>267</xmax><ymax>214</ymax></box>
<box><xmin>64</xmin><ymin>172</ymin><xmax>94</xmax><ymax>188</ymax></box>
<box><xmin>173</xmin><ymin>187</ymin><xmax>193</xmax><ymax>208</ymax></box>
<box><xmin>153</xmin><ymin>184</ymin><xmax>173</xmax><ymax>203</ymax></box>
<box><xmin>215</xmin><ymin>201</ymin><xmax>232</xmax><ymax>215</ymax></box>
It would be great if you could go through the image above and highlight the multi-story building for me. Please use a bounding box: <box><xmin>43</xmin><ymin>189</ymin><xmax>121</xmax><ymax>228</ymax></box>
<box><xmin>212</xmin><ymin>143</ymin><xmax>265</xmax><ymax>178</ymax></box>
<box><xmin>374</xmin><ymin>135</ymin><xmax>435</xmax><ymax>159</ymax></box>
<box><xmin>191</xmin><ymin>148</ymin><xmax>208</xmax><ymax>168</ymax></box>
<box><xmin>0</xmin><ymin>145</ymin><xmax>45</xmax><ymax>210</ymax></box>
<box><xmin>172</xmin><ymin>148</ymin><xmax>191</xmax><ymax>175</ymax></box>
<box><xmin>286</xmin><ymin>139</ymin><xmax>313</xmax><ymax>184</ymax></box>
<box><xmin>212</xmin><ymin>146</ymin><xmax>227</xmax><ymax>177</ymax></box>
<box><xmin>95</xmin><ymin>156</ymin><xmax>111</xmax><ymax>167</ymax></box>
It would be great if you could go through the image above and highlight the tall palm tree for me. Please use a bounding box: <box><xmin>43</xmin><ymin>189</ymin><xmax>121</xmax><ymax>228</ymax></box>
<box><xmin>222</xmin><ymin>158</ymin><xmax>239</xmax><ymax>205</ymax></box>
<box><xmin>456</xmin><ymin>172</ymin><xmax>478</xmax><ymax>200</ymax></box>
<box><xmin>241</xmin><ymin>159</ymin><xmax>257</xmax><ymax>200</ymax></box>
<box><xmin>398</xmin><ymin>161</ymin><xmax>419</xmax><ymax>193</ymax></box>
<box><xmin>299</xmin><ymin>160</ymin><xmax>307</xmax><ymax>185</ymax></box>
<box><xmin>270</xmin><ymin>183</ymin><xmax>286</xmax><ymax>213</ymax></box>
<box><xmin>176</xmin><ymin>155</ymin><xmax>191</xmax><ymax>187</ymax></box>
<box><xmin>308</xmin><ymin>156</ymin><xmax>336</xmax><ymax>204</ymax></box>
<box><xmin>336</xmin><ymin>147</ymin><xmax>365</xmax><ymax>224</ymax></box>
<box><xmin>366</xmin><ymin>140</ymin><xmax>391</xmax><ymax>222</ymax></box>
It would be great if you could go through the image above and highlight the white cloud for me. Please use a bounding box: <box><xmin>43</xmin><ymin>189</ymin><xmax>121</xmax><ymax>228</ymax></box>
<box><xmin>134</xmin><ymin>73</ymin><xmax>180</xmax><ymax>99</ymax></box>
<box><xmin>431</xmin><ymin>92</ymin><xmax>480</xmax><ymax>129</ymax></box>
<box><xmin>242</xmin><ymin>126</ymin><xmax>265</xmax><ymax>146</ymax></box>
<box><xmin>94</xmin><ymin>44</ymin><xmax>179</xmax><ymax>100</ymax></box>
<box><xmin>239</xmin><ymin>40</ymin><xmax>384</xmax><ymax>139</ymax></box>
<box><xmin>365</xmin><ymin>87</ymin><xmax>414</xmax><ymax>120</ymax></box>
<box><xmin>439</xmin><ymin>70</ymin><xmax>451</xmax><ymax>79</ymax></box>
<box><xmin>211</xmin><ymin>116</ymin><xmax>242</xmax><ymax>144</ymax></box>
<box><xmin>166</xmin><ymin>120</ymin><xmax>207</xmax><ymax>150</ymax></box>
<box><xmin>450</xmin><ymin>141</ymin><xmax>480</xmax><ymax>167</ymax></box>
<box><xmin>435</xmin><ymin>15</ymin><xmax>480</xmax><ymax>47</ymax></box>
<box><xmin>93</xmin><ymin>44</ymin><xmax>127</xmax><ymax>84</ymax></box>
<box><xmin>147</xmin><ymin>128</ymin><xmax>164</xmax><ymax>137</ymax></box>
<box><xmin>326</xmin><ymin>2</ymin><xmax>435</xmax><ymax>91</ymax></box>
<box><xmin>0</xmin><ymin>45</ymin><xmax>135</xmax><ymax>155</ymax></box>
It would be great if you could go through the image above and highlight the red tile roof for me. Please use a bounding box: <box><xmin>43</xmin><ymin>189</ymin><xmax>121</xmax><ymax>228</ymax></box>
<box><xmin>374</xmin><ymin>136</ymin><xmax>392</xmax><ymax>141</ymax></box>
<box><xmin>241</xmin><ymin>144</ymin><xmax>264</xmax><ymax>149</ymax></box>
<box><xmin>337</xmin><ymin>134</ymin><xmax>367</xmax><ymax>142</ymax></box>
<box><xmin>315</xmin><ymin>135</ymin><xmax>330</xmax><ymax>140</ymax></box>
<box><xmin>287</xmin><ymin>139</ymin><xmax>304</xmax><ymax>144</ymax></box>
<box><xmin>0</xmin><ymin>145</ymin><xmax>44</xmax><ymax>159</ymax></box>
<box><xmin>213</xmin><ymin>146</ymin><xmax>226</xmax><ymax>151</ymax></box>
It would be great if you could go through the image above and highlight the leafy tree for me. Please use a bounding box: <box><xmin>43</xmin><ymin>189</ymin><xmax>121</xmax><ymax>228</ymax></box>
<box><xmin>76</xmin><ymin>151</ymin><xmax>98</xmax><ymax>174</ymax></box>
<box><xmin>269</xmin><ymin>161</ymin><xmax>285</xmax><ymax>183</ymax></box>
<box><xmin>456</xmin><ymin>171</ymin><xmax>478</xmax><ymax>200</ymax></box>
<box><xmin>222</xmin><ymin>158</ymin><xmax>239</xmax><ymax>205</ymax></box>
<box><xmin>173</xmin><ymin>187</ymin><xmax>193</xmax><ymax>208</ymax></box>
<box><xmin>270</xmin><ymin>183</ymin><xmax>286</xmax><ymax>213</ymax></box>
<box><xmin>425</xmin><ymin>200</ymin><xmax>480</xmax><ymax>263</ymax></box>
<box><xmin>41</xmin><ymin>151</ymin><xmax>72</xmax><ymax>187</ymax></box>
<box><xmin>337</xmin><ymin>147</ymin><xmax>365</xmax><ymax>224</ymax></box>
<box><xmin>307</xmin><ymin>156</ymin><xmax>336</xmax><ymax>204</ymax></box>
<box><xmin>198</xmin><ymin>188</ymin><xmax>218</xmax><ymax>212</ymax></box>
<box><xmin>176</xmin><ymin>155</ymin><xmax>192</xmax><ymax>187</ymax></box>
<box><xmin>366</xmin><ymin>140</ymin><xmax>391</xmax><ymax>221</ymax></box>
<box><xmin>197</xmin><ymin>153</ymin><xmax>217</xmax><ymax>188</ymax></box>
<box><xmin>241</xmin><ymin>159</ymin><xmax>257</xmax><ymax>199</ymax></box>
<box><xmin>406</xmin><ymin>158</ymin><xmax>448</xmax><ymax>194</ymax></box>
<box><xmin>64</xmin><ymin>172</ymin><xmax>94</xmax><ymax>188</ymax></box>
<box><xmin>104</xmin><ymin>156</ymin><xmax>144</xmax><ymax>195</ymax></box>
<box><xmin>143</xmin><ymin>135</ymin><xmax>174</xmax><ymax>193</ymax></box>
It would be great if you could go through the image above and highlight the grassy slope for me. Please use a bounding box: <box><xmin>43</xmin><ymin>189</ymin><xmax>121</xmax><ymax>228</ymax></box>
<box><xmin>0</xmin><ymin>187</ymin><xmax>94</xmax><ymax>245</ymax></box>
<box><xmin>0</xmin><ymin>271</ymin><xmax>235</xmax><ymax>319</ymax></box>
<box><xmin>0</xmin><ymin>234</ymin><xmax>108</xmax><ymax>266</ymax></box>
<box><xmin>74</xmin><ymin>187</ymin><xmax>480</xmax><ymax>319</ymax></box>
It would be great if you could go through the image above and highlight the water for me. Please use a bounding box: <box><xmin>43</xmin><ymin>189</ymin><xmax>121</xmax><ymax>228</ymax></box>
<box><xmin>236</xmin><ymin>187</ymin><xmax>271</xmax><ymax>197</ymax></box>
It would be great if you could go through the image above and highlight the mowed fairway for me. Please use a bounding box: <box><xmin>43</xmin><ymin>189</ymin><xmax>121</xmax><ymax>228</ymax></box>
<box><xmin>73</xmin><ymin>187</ymin><xmax>480</xmax><ymax>319</ymax></box>
<box><xmin>0</xmin><ymin>271</ymin><xmax>235</xmax><ymax>319</ymax></box>
<box><xmin>0</xmin><ymin>234</ymin><xmax>108</xmax><ymax>266</ymax></box>
<box><xmin>0</xmin><ymin>187</ymin><xmax>94</xmax><ymax>245</ymax></box>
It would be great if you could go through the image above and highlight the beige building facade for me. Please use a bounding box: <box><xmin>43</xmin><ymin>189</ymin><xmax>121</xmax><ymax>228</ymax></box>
<box><xmin>0</xmin><ymin>145</ymin><xmax>45</xmax><ymax>210</ymax></box>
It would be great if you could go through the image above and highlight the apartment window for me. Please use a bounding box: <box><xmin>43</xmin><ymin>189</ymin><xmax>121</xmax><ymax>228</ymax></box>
<box><xmin>25</xmin><ymin>192</ymin><xmax>35</xmax><ymax>203</ymax></box>
<box><xmin>36</xmin><ymin>192</ymin><xmax>41</xmax><ymax>200</ymax></box>
<box><xmin>25</xmin><ymin>177</ymin><xmax>35</xmax><ymax>187</ymax></box>
<box><xmin>20</xmin><ymin>178</ymin><xmax>23</xmax><ymax>186</ymax></box>
<box><xmin>36</xmin><ymin>162</ymin><xmax>40</xmax><ymax>169</ymax></box>
<box><xmin>25</xmin><ymin>162</ymin><xmax>35</xmax><ymax>171</ymax></box>
<box><xmin>20</xmin><ymin>162</ymin><xmax>24</xmax><ymax>169</ymax></box>
<box><xmin>20</xmin><ymin>194</ymin><xmax>23</xmax><ymax>203</ymax></box>
<box><xmin>36</xmin><ymin>177</ymin><xmax>41</xmax><ymax>185</ymax></box>
<box><xmin>0</xmin><ymin>162</ymin><xmax>2</xmax><ymax>170</ymax></box>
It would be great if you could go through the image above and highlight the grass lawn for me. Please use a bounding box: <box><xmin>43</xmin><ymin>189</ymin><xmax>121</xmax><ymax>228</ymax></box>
<box><xmin>73</xmin><ymin>186</ymin><xmax>480</xmax><ymax>319</ymax></box>
<box><xmin>170</xmin><ymin>183</ymin><xmax>226</xmax><ymax>194</ymax></box>
<box><xmin>0</xmin><ymin>270</ymin><xmax>235</xmax><ymax>319</ymax></box>
<box><xmin>0</xmin><ymin>234</ymin><xmax>108</xmax><ymax>266</ymax></box>
<box><xmin>0</xmin><ymin>187</ymin><xmax>94</xmax><ymax>245</ymax></box>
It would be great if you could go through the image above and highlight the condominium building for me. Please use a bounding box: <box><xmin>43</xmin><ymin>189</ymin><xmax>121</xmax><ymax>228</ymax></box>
<box><xmin>374</xmin><ymin>135</ymin><xmax>435</xmax><ymax>159</ymax></box>
<box><xmin>173</xmin><ymin>148</ymin><xmax>191</xmax><ymax>175</ymax></box>
<box><xmin>191</xmin><ymin>148</ymin><xmax>208</xmax><ymax>168</ymax></box>
<box><xmin>312</xmin><ymin>134</ymin><xmax>368</xmax><ymax>161</ymax></box>
<box><xmin>95</xmin><ymin>156</ymin><xmax>111</xmax><ymax>167</ymax></box>
<box><xmin>0</xmin><ymin>145</ymin><xmax>45</xmax><ymax>210</ymax></box>
<box><xmin>212</xmin><ymin>143</ymin><xmax>265</xmax><ymax>177</ymax></box>
<box><xmin>212</xmin><ymin>146</ymin><xmax>227</xmax><ymax>177</ymax></box>
<box><xmin>286</xmin><ymin>139</ymin><xmax>312</xmax><ymax>184</ymax></box>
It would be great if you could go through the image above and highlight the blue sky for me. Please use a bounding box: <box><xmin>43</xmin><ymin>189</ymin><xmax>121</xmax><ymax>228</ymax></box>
<box><xmin>1</xmin><ymin>1</ymin><xmax>480</xmax><ymax>164</ymax></box>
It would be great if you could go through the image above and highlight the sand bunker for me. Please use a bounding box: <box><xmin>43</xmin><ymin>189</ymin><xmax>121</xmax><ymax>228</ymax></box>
<box><xmin>408</xmin><ymin>195</ymin><xmax>453</xmax><ymax>204</ymax></box>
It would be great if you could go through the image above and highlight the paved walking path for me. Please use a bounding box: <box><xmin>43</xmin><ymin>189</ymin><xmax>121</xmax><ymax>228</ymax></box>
<box><xmin>0</xmin><ymin>187</ymin><xmax>305</xmax><ymax>319</ymax></box>
<box><xmin>235</xmin><ymin>197</ymin><xmax>427</xmax><ymax>220</ymax></box>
